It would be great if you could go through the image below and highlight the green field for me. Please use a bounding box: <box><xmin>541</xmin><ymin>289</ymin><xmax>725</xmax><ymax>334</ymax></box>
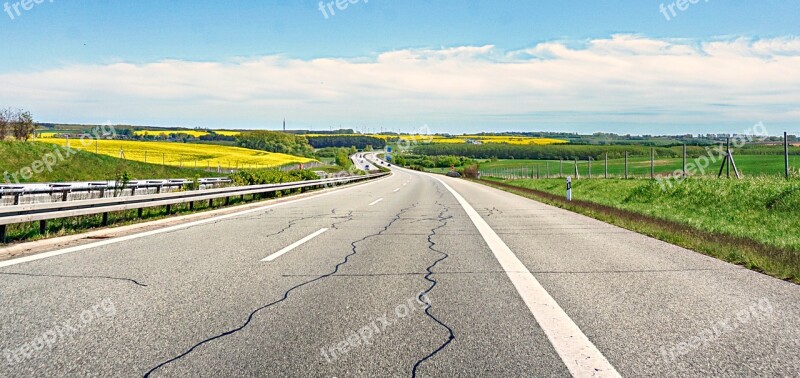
<box><xmin>1</xmin><ymin>141</ymin><xmax>219</xmax><ymax>183</ymax></box>
<box><xmin>470</xmin><ymin>155</ymin><xmax>799</xmax><ymax>178</ymax></box>
<box><xmin>491</xmin><ymin>176</ymin><xmax>800</xmax><ymax>281</ymax></box>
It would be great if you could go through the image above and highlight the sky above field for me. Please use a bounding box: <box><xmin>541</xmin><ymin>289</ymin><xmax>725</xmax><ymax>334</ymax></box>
<box><xmin>1</xmin><ymin>0</ymin><xmax>799</xmax><ymax>135</ymax></box>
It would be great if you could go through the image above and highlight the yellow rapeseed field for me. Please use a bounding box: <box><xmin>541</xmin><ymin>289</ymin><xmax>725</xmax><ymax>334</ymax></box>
<box><xmin>214</xmin><ymin>131</ymin><xmax>242</xmax><ymax>136</ymax></box>
<box><xmin>132</xmin><ymin>130</ymin><xmax>243</xmax><ymax>138</ymax></box>
<box><xmin>417</xmin><ymin>135</ymin><xmax>566</xmax><ymax>145</ymax></box>
<box><xmin>304</xmin><ymin>133</ymin><xmax>566</xmax><ymax>145</ymax></box>
<box><xmin>45</xmin><ymin>139</ymin><xmax>315</xmax><ymax>168</ymax></box>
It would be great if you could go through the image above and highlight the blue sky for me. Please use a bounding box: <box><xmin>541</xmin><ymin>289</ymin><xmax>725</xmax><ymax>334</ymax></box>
<box><xmin>1</xmin><ymin>0</ymin><xmax>799</xmax><ymax>135</ymax></box>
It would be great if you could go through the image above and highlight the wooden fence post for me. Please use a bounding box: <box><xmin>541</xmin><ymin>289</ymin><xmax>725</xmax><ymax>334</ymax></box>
<box><xmin>683</xmin><ymin>144</ymin><xmax>687</xmax><ymax>178</ymax></box>
<box><xmin>786</xmin><ymin>132</ymin><xmax>790</xmax><ymax>179</ymax></box>
<box><xmin>588</xmin><ymin>158</ymin><xmax>592</xmax><ymax>179</ymax></box>
<box><xmin>624</xmin><ymin>152</ymin><xmax>629</xmax><ymax>179</ymax></box>
<box><xmin>650</xmin><ymin>147</ymin><xmax>655</xmax><ymax>180</ymax></box>
<box><xmin>574</xmin><ymin>159</ymin><xmax>579</xmax><ymax>179</ymax></box>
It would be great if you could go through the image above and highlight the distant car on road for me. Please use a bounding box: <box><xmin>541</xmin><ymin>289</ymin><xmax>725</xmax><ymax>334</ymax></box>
<box><xmin>446</xmin><ymin>171</ymin><xmax>461</xmax><ymax>178</ymax></box>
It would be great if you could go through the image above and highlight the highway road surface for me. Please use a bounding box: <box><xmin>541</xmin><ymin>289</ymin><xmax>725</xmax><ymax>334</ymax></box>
<box><xmin>1</xmin><ymin>160</ymin><xmax>798</xmax><ymax>377</ymax></box>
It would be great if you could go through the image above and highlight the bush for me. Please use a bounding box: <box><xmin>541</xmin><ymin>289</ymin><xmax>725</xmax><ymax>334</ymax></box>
<box><xmin>230</xmin><ymin>169</ymin><xmax>319</xmax><ymax>186</ymax></box>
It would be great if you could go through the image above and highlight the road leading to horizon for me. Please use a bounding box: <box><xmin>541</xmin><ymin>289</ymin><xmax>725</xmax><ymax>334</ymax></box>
<box><xmin>1</xmin><ymin>158</ymin><xmax>798</xmax><ymax>377</ymax></box>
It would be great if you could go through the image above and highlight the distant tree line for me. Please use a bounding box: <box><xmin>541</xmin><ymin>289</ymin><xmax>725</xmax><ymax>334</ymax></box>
<box><xmin>307</xmin><ymin>136</ymin><xmax>386</xmax><ymax>150</ymax></box>
<box><xmin>413</xmin><ymin>143</ymin><xmax>680</xmax><ymax>160</ymax></box>
<box><xmin>0</xmin><ymin>108</ymin><xmax>35</xmax><ymax>141</ymax></box>
<box><xmin>236</xmin><ymin>131</ymin><xmax>315</xmax><ymax>157</ymax></box>
<box><xmin>287</xmin><ymin>129</ymin><xmax>355</xmax><ymax>135</ymax></box>
<box><xmin>199</xmin><ymin>132</ymin><xmax>236</xmax><ymax>142</ymax></box>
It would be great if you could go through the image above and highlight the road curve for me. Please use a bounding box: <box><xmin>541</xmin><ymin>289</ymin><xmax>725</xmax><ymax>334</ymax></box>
<box><xmin>0</xmin><ymin>164</ymin><xmax>798</xmax><ymax>377</ymax></box>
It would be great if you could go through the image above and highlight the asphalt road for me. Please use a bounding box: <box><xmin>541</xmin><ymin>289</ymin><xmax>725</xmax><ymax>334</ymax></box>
<box><xmin>0</xmin><ymin>159</ymin><xmax>798</xmax><ymax>377</ymax></box>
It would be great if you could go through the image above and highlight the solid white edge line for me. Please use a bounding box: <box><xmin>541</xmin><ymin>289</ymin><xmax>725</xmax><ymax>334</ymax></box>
<box><xmin>368</xmin><ymin>198</ymin><xmax>383</xmax><ymax>206</ymax></box>
<box><xmin>393</xmin><ymin>188</ymin><xmax>400</xmax><ymax>192</ymax></box>
<box><xmin>433</xmin><ymin>177</ymin><xmax>621</xmax><ymax>378</ymax></box>
<box><xmin>0</xmin><ymin>177</ymin><xmax>386</xmax><ymax>269</ymax></box>
<box><xmin>262</xmin><ymin>228</ymin><xmax>329</xmax><ymax>262</ymax></box>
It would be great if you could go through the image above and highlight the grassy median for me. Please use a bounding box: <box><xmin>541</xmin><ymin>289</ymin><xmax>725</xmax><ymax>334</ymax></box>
<box><xmin>475</xmin><ymin>177</ymin><xmax>800</xmax><ymax>283</ymax></box>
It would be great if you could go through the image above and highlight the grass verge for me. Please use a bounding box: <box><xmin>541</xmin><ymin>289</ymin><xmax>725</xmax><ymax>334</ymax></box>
<box><xmin>472</xmin><ymin>178</ymin><xmax>800</xmax><ymax>284</ymax></box>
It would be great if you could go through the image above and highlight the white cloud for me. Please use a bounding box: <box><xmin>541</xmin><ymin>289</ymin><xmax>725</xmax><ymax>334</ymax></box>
<box><xmin>1</xmin><ymin>35</ymin><xmax>799</xmax><ymax>134</ymax></box>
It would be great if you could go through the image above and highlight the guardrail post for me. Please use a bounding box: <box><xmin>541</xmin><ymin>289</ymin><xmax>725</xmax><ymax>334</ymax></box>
<box><xmin>225</xmin><ymin>197</ymin><xmax>230</xmax><ymax>206</ymax></box>
<box><xmin>102</xmin><ymin>212</ymin><xmax>109</xmax><ymax>226</ymax></box>
<box><xmin>0</xmin><ymin>225</ymin><xmax>6</xmax><ymax>243</ymax></box>
<box><xmin>62</xmin><ymin>191</ymin><xmax>69</xmax><ymax>202</ymax></box>
<box><xmin>208</xmin><ymin>199</ymin><xmax>213</xmax><ymax>208</ymax></box>
<box><xmin>100</xmin><ymin>188</ymin><xmax>105</xmax><ymax>198</ymax></box>
<box><xmin>14</xmin><ymin>194</ymin><xmax>21</xmax><ymax>205</ymax></box>
<box><xmin>189</xmin><ymin>201</ymin><xmax>194</xmax><ymax>211</ymax></box>
<box><xmin>137</xmin><ymin>208</ymin><xmax>143</xmax><ymax>218</ymax></box>
<box><xmin>39</xmin><ymin>220</ymin><xmax>47</xmax><ymax>235</ymax></box>
<box><xmin>166</xmin><ymin>205</ymin><xmax>172</xmax><ymax>215</ymax></box>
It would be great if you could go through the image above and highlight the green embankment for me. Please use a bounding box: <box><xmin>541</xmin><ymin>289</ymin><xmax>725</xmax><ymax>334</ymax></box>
<box><xmin>489</xmin><ymin>177</ymin><xmax>800</xmax><ymax>282</ymax></box>
<box><xmin>1</xmin><ymin>141</ymin><xmax>218</xmax><ymax>183</ymax></box>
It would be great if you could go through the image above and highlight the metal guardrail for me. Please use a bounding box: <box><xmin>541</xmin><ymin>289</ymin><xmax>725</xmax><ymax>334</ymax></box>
<box><xmin>0</xmin><ymin>173</ymin><xmax>389</xmax><ymax>243</ymax></box>
<box><xmin>0</xmin><ymin>178</ymin><xmax>232</xmax><ymax>206</ymax></box>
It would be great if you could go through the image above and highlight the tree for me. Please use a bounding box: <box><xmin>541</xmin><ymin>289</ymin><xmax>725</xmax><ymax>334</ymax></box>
<box><xmin>13</xmin><ymin>111</ymin><xmax>35</xmax><ymax>141</ymax></box>
<box><xmin>0</xmin><ymin>108</ymin><xmax>35</xmax><ymax>141</ymax></box>
<box><xmin>0</xmin><ymin>108</ymin><xmax>10</xmax><ymax>140</ymax></box>
<box><xmin>335</xmin><ymin>150</ymin><xmax>352</xmax><ymax>168</ymax></box>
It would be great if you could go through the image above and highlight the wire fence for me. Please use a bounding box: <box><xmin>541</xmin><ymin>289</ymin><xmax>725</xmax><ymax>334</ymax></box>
<box><xmin>479</xmin><ymin>135</ymin><xmax>798</xmax><ymax>181</ymax></box>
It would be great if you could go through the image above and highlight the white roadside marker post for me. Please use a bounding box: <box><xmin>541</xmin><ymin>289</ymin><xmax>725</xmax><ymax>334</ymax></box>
<box><xmin>566</xmin><ymin>176</ymin><xmax>572</xmax><ymax>202</ymax></box>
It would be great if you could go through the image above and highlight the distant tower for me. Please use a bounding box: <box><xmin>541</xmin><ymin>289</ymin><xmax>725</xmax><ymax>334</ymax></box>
<box><xmin>283</xmin><ymin>119</ymin><xmax>286</xmax><ymax>132</ymax></box>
